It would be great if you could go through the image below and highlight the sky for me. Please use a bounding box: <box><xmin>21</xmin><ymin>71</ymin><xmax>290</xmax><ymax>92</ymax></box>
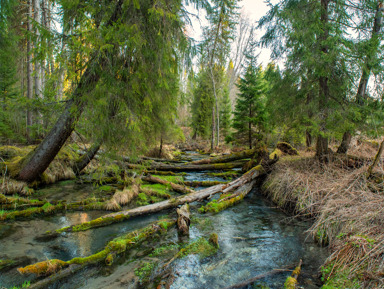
<box><xmin>187</xmin><ymin>0</ymin><xmax>279</xmax><ymax>67</ymax></box>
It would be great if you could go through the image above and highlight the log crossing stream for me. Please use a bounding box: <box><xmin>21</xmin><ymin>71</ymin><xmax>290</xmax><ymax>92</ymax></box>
<box><xmin>0</xmin><ymin>152</ymin><xmax>328</xmax><ymax>289</ymax></box>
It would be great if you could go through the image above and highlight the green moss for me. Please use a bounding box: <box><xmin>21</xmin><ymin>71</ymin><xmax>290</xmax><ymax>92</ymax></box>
<box><xmin>177</xmin><ymin>237</ymin><xmax>218</xmax><ymax>260</ymax></box>
<box><xmin>269</xmin><ymin>149</ymin><xmax>283</xmax><ymax>160</ymax></box>
<box><xmin>199</xmin><ymin>194</ymin><xmax>245</xmax><ymax>214</ymax></box>
<box><xmin>209</xmin><ymin>233</ymin><xmax>219</xmax><ymax>248</ymax></box>
<box><xmin>152</xmin><ymin>175</ymin><xmax>184</xmax><ymax>184</ymax></box>
<box><xmin>321</xmin><ymin>264</ymin><xmax>361</xmax><ymax>289</ymax></box>
<box><xmin>134</xmin><ymin>262</ymin><xmax>157</xmax><ymax>284</ymax></box>
<box><xmin>0</xmin><ymin>259</ymin><xmax>15</xmax><ymax>271</ymax></box>
<box><xmin>136</xmin><ymin>192</ymin><xmax>149</xmax><ymax>206</ymax></box>
<box><xmin>149</xmin><ymin>243</ymin><xmax>180</xmax><ymax>257</ymax></box>
<box><xmin>284</xmin><ymin>276</ymin><xmax>297</xmax><ymax>289</ymax></box>
<box><xmin>206</xmin><ymin>170</ymin><xmax>240</xmax><ymax>180</ymax></box>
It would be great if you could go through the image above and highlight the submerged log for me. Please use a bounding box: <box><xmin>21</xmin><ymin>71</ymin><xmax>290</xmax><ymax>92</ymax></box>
<box><xmin>284</xmin><ymin>259</ymin><xmax>303</xmax><ymax>289</ymax></box>
<box><xmin>142</xmin><ymin>175</ymin><xmax>195</xmax><ymax>194</ymax></box>
<box><xmin>177</xmin><ymin>204</ymin><xmax>190</xmax><ymax>235</ymax></box>
<box><xmin>183</xmin><ymin>180</ymin><xmax>227</xmax><ymax>187</ymax></box>
<box><xmin>47</xmin><ymin>165</ymin><xmax>268</xmax><ymax>234</ymax></box>
<box><xmin>19</xmin><ymin>219</ymin><xmax>175</xmax><ymax>279</ymax></box>
<box><xmin>188</xmin><ymin>148</ymin><xmax>259</xmax><ymax>165</ymax></box>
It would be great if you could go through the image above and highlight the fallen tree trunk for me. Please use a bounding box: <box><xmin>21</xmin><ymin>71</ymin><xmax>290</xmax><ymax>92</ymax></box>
<box><xmin>284</xmin><ymin>259</ymin><xmax>302</xmax><ymax>289</ymax></box>
<box><xmin>183</xmin><ymin>180</ymin><xmax>227</xmax><ymax>187</ymax></box>
<box><xmin>367</xmin><ymin>140</ymin><xmax>384</xmax><ymax>177</ymax></box>
<box><xmin>48</xmin><ymin>165</ymin><xmax>268</xmax><ymax>235</ymax></box>
<box><xmin>199</xmin><ymin>180</ymin><xmax>256</xmax><ymax>214</ymax></box>
<box><xmin>142</xmin><ymin>175</ymin><xmax>195</xmax><ymax>194</ymax></box>
<box><xmin>125</xmin><ymin>160</ymin><xmax>247</xmax><ymax>172</ymax></box>
<box><xmin>189</xmin><ymin>148</ymin><xmax>258</xmax><ymax>165</ymax></box>
<box><xmin>177</xmin><ymin>204</ymin><xmax>190</xmax><ymax>235</ymax></box>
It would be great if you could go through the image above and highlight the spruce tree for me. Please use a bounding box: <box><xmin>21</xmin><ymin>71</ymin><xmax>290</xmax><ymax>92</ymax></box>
<box><xmin>233</xmin><ymin>61</ymin><xmax>267</xmax><ymax>149</ymax></box>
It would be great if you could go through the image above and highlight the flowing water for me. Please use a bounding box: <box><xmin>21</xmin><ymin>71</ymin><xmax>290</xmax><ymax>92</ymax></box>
<box><xmin>0</xmin><ymin>152</ymin><xmax>328</xmax><ymax>289</ymax></box>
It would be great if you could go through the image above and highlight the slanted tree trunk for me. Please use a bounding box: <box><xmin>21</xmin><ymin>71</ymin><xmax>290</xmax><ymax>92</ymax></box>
<box><xmin>17</xmin><ymin>65</ymin><xmax>100</xmax><ymax>182</ymax></box>
<box><xmin>16</xmin><ymin>0</ymin><xmax>124</xmax><ymax>182</ymax></box>
<box><xmin>72</xmin><ymin>141</ymin><xmax>101</xmax><ymax>175</ymax></box>
<box><xmin>305</xmin><ymin>130</ymin><xmax>312</xmax><ymax>148</ymax></box>
<box><xmin>337</xmin><ymin>3</ymin><xmax>383</xmax><ymax>153</ymax></box>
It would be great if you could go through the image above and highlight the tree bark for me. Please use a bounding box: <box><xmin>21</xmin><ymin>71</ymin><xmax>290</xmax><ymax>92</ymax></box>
<box><xmin>26</xmin><ymin>0</ymin><xmax>34</xmax><ymax>142</ymax></box>
<box><xmin>316</xmin><ymin>0</ymin><xmax>330</xmax><ymax>162</ymax></box>
<box><xmin>177</xmin><ymin>204</ymin><xmax>190</xmax><ymax>235</ymax></box>
<box><xmin>17</xmin><ymin>66</ymin><xmax>100</xmax><ymax>182</ymax></box>
<box><xmin>367</xmin><ymin>140</ymin><xmax>384</xmax><ymax>177</ymax></box>
<box><xmin>337</xmin><ymin>3</ymin><xmax>383</xmax><ymax>153</ymax></box>
<box><xmin>336</xmin><ymin>130</ymin><xmax>352</xmax><ymax>154</ymax></box>
<box><xmin>72</xmin><ymin>141</ymin><xmax>101</xmax><ymax>175</ymax></box>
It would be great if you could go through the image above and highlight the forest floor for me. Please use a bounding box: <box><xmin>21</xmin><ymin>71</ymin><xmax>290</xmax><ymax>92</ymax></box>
<box><xmin>263</xmin><ymin>140</ymin><xmax>384</xmax><ymax>288</ymax></box>
<box><xmin>0</xmin><ymin>139</ymin><xmax>383</xmax><ymax>288</ymax></box>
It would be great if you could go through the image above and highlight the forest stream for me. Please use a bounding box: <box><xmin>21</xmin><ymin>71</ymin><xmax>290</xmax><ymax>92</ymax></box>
<box><xmin>0</xmin><ymin>152</ymin><xmax>328</xmax><ymax>289</ymax></box>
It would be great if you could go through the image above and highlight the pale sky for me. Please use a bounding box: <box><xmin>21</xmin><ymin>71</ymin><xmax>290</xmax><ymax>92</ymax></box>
<box><xmin>187</xmin><ymin>0</ymin><xmax>279</xmax><ymax>68</ymax></box>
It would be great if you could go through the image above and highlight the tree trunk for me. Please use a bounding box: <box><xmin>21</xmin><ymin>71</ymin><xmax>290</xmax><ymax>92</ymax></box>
<box><xmin>337</xmin><ymin>3</ymin><xmax>383</xmax><ymax>153</ymax></box>
<box><xmin>72</xmin><ymin>141</ymin><xmax>101</xmax><ymax>175</ymax></box>
<box><xmin>367</xmin><ymin>140</ymin><xmax>384</xmax><ymax>177</ymax></box>
<box><xmin>26</xmin><ymin>0</ymin><xmax>34</xmax><ymax>142</ymax></box>
<box><xmin>34</xmin><ymin>0</ymin><xmax>42</xmax><ymax>100</ymax></box>
<box><xmin>16</xmin><ymin>0</ymin><xmax>124</xmax><ymax>182</ymax></box>
<box><xmin>159</xmin><ymin>136</ymin><xmax>163</xmax><ymax>158</ymax></box>
<box><xmin>336</xmin><ymin>131</ymin><xmax>352</xmax><ymax>154</ymax></box>
<box><xmin>211</xmin><ymin>105</ymin><xmax>215</xmax><ymax>151</ymax></box>
<box><xmin>177</xmin><ymin>204</ymin><xmax>190</xmax><ymax>236</ymax></box>
<box><xmin>305</xmin><ymin>130</ymin><xmax>312</xmax><ymax>148</ymax></box>
<box><xmin>17</xmin><ymin>66</ymin><xmax>100</xmax><ymax>182</ymax></box>
<box><xmin>316</xmin><ymin>0</ymin><xmax>330</xmax><ymax>162</ymax></box>
<box><xmin>316</xmin><ymin>134</ymin><xmax>329</xmax><ymax>162</ymax></box>
<box><xmin>249</xmin><ymin>106</ymin><xmax>252</xmax><ymax>149</ymax></box>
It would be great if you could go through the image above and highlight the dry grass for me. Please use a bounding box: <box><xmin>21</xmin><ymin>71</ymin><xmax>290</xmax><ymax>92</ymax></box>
<box><xmin>112</xmin><ymin>184</ymin><xmax>139</xmax><ymax>206</ymax></box>
<box><xmin>104</xmin><ymin>198</ymin><xmax>121</xmax><ymax>211</ymax></box>
<box><xmin>0</xmin><ymin>177</ymin><xmax>32</xmax><ymax>195</ymax></box>
<box><xmin>263</xmin><ymin>141</ymin><xmax>384</xmax><ymax>288</ymax></box>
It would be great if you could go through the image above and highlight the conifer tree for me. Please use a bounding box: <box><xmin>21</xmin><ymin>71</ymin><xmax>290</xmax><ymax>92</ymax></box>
<box><xmin>233</xmin><ymin>60</ymin><xmax>267</xmax><ymax>149</ymax></box>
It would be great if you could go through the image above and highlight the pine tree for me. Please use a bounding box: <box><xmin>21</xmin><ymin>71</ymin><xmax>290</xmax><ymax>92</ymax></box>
<box><xmin>233</xmin><ymin>61</ymin><xmax>267</xmax><ymax>149</ymax></box>
<box><xmin>220</xmin><ymin>87</ymin><xmax>231</xmax><ymax>138</ymax></box>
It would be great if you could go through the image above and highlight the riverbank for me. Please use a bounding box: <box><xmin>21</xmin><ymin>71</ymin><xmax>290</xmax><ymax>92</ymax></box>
<box><xmin>262</xmin><ymin>143</ymin><xmax>384</xmax><ymax>288</ymax></box>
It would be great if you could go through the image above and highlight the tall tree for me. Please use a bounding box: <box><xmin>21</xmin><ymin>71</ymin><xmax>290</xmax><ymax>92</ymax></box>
<box><xmin>233</xmin><ymin>61</ymin><xmax>267</xmax><ymax>149</ymax></box>
<box><xmin>200</xmin><ymin>0</ymin><xmax>239</xmax><ymax>149</ymax></box>
<box><xmin>15</xmin><ymin>0</ymin><xmax>207</xmax><ymax>182</ymax></box>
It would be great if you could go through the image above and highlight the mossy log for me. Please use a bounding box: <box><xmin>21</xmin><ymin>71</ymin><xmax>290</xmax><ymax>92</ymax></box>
<box><xmin>48</xmin><ymin>165</ymin><xmax>268</xmax><ymax>235</ymax></box>
<box><xmin>142</xmin><ymin>175</ymin><xmax>195</xmax><ymax>194</ymax></box>
<box><xmin>276</xmin><ymin>142</ymin><xmax>299</xmax><ymax>155</ymax></box>
<box><xmin>284</xmin><ymin>259</ymin><xmax>302</xmax><ymax>289</ymax></box>
<box><xmin>367</xmin><ymin>140</ymin><xmax>384</xmax><ymax>177</ymax></box>
<box><xmin>177</xmin><ymin>204</ymin><xmax>190</xmax><ymax>235</ymax></box>
<box><xmin>199</xmin><ymin>180</ymin><xmax>256</xmax><ymax>214</ymax></box>
<box><xmin>183</xmin><ymin>180</ymin><xmax>227</xmax><ymax>187</ymax></box>
<box><xmin>0</xmin><ymin>198</ymin><xmax>114</xmax><ymax>221</ymax></box>
<box><xmin>188</xmin><ymin>148</ymin><xmax>259</xmax><ymax>165</ymax></box>
<box><xmin>125</xmin><ymin>160</ymin><xmax>247</xmax><ymax>172</ymax></box>
<box><xmin>19</xmin><ymin>219</ymin><xmax>175</xmax><ymax>279</ymax></box>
